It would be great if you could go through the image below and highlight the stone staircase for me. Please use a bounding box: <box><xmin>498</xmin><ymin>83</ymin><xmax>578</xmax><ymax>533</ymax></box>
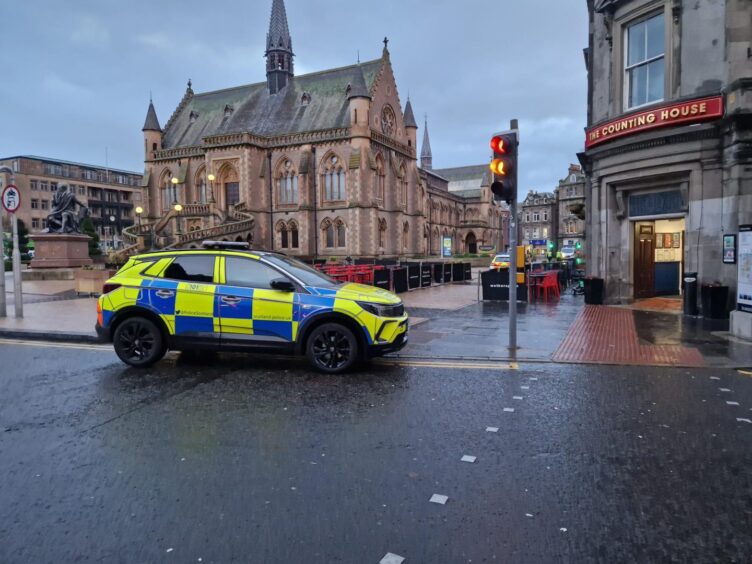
<box><xmin>113</xmin><ymin>202</ymin><xmax>254</xmax><ymax>261</ymax></box>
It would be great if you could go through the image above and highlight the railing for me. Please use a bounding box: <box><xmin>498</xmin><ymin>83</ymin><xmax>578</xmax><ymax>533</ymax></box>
<box><xmin>121</xmin><ymin>222</ymin><xmax>154</xmax><ymax>245</ymax></box>
<box><xmin>370</xmin><ymin>130</ymin><xmax>416</xmax><ymax>158</ymax></box>
<box><xmin>180</xmin><ymin>203</ymin><xmax>211</xmax><ymax>216</ymax></box>
<box><xmin>164</xmin><ymin>217</ymin><xmax>255</xmax><ymax>250</ymax></box>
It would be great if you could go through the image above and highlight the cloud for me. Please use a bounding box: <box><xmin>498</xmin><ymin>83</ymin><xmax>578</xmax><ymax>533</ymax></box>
<box><xmin>42</xmin><ymin>73</ymin><xmax>92</xmax><ymax>97</ymax></box>
<box><xmin>70</xmin><ymin>15</ymin><xmax>109</xmax><ymax>46</ymax></box>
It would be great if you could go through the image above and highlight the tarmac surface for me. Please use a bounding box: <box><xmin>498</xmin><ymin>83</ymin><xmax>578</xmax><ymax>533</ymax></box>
<box><xmin>1</xmin><ymin>340</ymin><xmax>752</xmax><ymax>563</ymax></box>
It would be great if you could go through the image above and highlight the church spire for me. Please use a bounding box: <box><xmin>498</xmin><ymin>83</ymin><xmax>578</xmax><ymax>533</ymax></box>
<box><xmin>142</xmin><ymin>98</ymin><xmax>161</xmax><ymax>131</ymax></box>
<box><xmin>266</xmin><ymin>0</ymin><xmax>294</xmax><ymax>94</ymax></box>
<box><xmin>421</xmin><ymin>114</ymin><xmax>433</xmax><ymax>170</ymax></box>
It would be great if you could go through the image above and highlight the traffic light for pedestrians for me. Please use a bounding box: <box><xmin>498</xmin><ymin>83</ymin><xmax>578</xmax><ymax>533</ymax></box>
<box><xmin>489</xmin><ymin>131</ymin><xmax>518</xmax><ymax>205</ymax></box>
<box><xmin>576</xmin><ymin>241</ymin><xmax>582</xmax><ymax>250</ymax></box>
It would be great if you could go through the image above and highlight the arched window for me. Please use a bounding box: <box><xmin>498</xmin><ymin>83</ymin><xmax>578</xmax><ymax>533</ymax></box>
<box><xmin>194</xmin><ymin>167</ymin><xmax>207</xmax><ymax>204</ymax></box>
<box><xmin>322</xmin><ymin>154</ymin><xmax>346</xmax><ymax>202</ymax></box>
<box><xmin>160</xmin><ymin>170</ymin><xmax>174</xmax><ymax>212</ymax></box>
<box><xmin>378</xmin><ymin>218</ymin><xmax>387</xmax><ymax>248</ymax></box>
<box><xmin>375</xmin><ymin>154</ymin><xmax>385</xmax><ymax>204</ymax></box>
<box><xmin>335</xmin><ymin>218</ymin><xmax>346</xmax><ymax>248</ymax></box>
<box><xmin>277</xmin><ymin>159</ymin><xmax>298</xmax><ymax>205</ymax></box>
<box><xmin>289</xmin><ymin>220</ymin><xmax>299</xmax><ymax>249</ymax></box>
<box><xmin>218</xmin><ymin>163</ymin><xmax>240</xmax><ymax>207</ymax></box>
<box><xmin>276</xmin><ymin>220</ymin><xmax>289</xmax><ymax>249</ymax></box>
<box><xmin>403</xmin><ymin>222</ymin><xmax>409</xmax><ymax>250</ymax></box>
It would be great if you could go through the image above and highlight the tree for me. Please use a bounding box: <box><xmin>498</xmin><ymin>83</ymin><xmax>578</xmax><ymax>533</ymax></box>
<box><xmin>81</xmin><ymin>217</ymin><xmax>101</xmax><ymax>256</ymax></box>
<box><xmin>15</xmin><ymin>218</ymin><xmax>29</xmax><ymax>254</ymax></box>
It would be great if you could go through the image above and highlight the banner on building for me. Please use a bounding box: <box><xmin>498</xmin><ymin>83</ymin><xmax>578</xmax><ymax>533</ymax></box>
<box><xmin>738</xmin><ymin>226</ymin><xmax>752</xmax><ymax>313</ymax></box>
<box><xmin>442</xmin><ymin>236</ymin><xmax>452</xmax><ymax>258</ymax></box>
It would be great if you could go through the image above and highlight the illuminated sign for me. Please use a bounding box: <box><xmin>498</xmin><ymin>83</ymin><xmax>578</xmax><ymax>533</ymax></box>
<box><xmin>585</xmin><ymin>96</ymin><xmax>723</xmax><ymax>149</ymax></box>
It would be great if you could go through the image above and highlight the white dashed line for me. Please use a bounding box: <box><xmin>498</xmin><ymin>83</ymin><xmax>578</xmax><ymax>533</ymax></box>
<box><xmin>520</xmin><ymin>386</ymin><xmax>530</xmax><ymax>390</ymax></box>
<box><xmin>719</xmin><ymin>388</ymin><xmax>732</xmax><ymax>392</ymax></box>
<box><xmin>513</xmin><ymin>396</ymin><xmax>523</xmax><ymax>400</ymax></box>
<box><xmin>503</xmin><ymin>408</ymin><xmax>515</xmax><ymax>413</ymax></box>
<box><xmin>727</xmin><ymin>401</ymin><xmax>740</xmax><ymax>406</ymax></box>
<box><xmin>737</xmin><ymin>418</ymin><xmax>752</xmax><ymax>424</ymax></box>
<box><xmin>486</xmin><ymin>427</ymin><xmax>499</xmax><ymax>433</ymax></box>
<box><xmin>380</xmin><ymin>553</ymin><xmax>405</xmax><ymax>564</ymax></box>
<box><xmin>460</xmin><ymin>455</ymin><xmax>476</xmax><ymax>463</ymax></box>
<box><xmin>429</xmin><ymin>494</ymin><xmax>448</xmax><ymax>505</ymax></box>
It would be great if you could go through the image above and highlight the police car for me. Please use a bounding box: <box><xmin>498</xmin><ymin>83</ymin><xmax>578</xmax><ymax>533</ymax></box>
<box><xmin>96</xmin><ymin>242</ymin><xmax>408</xmax><ymax>373</ymax></box>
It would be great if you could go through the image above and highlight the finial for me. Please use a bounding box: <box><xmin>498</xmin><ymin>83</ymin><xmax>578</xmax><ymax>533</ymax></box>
<box><xmin>357</xmin><ymin>49</ymin><xmax>360</xmax><ymax>64</ymax></box>
<box><xmin>383</xmin><ymin>37</ymin><xmax>389</xmax><ymax>49</ymax></box>
<box><xmin>187</xmin><ymin>78</ymin><xmax>192</xmax><ymax>89</ymax></box>
<box><xmin>149</xmin><ymin>90</ymin><xmax>152</xmax><ymax>103</ymax></box>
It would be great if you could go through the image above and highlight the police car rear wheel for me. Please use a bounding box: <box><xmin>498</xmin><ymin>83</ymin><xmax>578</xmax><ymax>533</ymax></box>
<box><xmin>307</xmin><ymin>323</ymin><xmax>358</xmax><ymax>374</ymax></box>
<box><xmin>113</xmin><ymin>317</ymin><xmax>165</xmax><ymax>367</ymax></box>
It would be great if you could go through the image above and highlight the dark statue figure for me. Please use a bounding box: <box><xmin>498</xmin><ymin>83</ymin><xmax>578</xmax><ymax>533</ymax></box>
<box><xmin>43</xmin><ymin>184</ymin><xmax>89</xmax><ymax>234</ymax></box>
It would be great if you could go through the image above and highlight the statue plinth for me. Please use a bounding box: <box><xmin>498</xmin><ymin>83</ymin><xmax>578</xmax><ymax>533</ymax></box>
<box><xmin>30</xmin><ymin>234</ymin><xmax>93</xmax><ymax>269</ymax></box>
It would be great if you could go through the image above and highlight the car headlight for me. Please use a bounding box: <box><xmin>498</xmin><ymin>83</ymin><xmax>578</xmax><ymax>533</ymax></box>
<box><xmin>357</xmin><ymin>301</ymin><xmax>404</xmax><ymax>318</ymax></box>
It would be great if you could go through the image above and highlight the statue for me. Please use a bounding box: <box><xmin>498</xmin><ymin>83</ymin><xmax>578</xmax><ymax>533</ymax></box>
<box><xmin>42</xmin><ymin>184</ymin><xmax>89</xmax><ymax>234</ymax></box>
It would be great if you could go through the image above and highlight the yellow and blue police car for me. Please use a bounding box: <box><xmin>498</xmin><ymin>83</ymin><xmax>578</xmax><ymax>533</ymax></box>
<box><xmin>96</xmin><ymin>241</ymin><xmax>408</xmax><ymax>373</ymax></box>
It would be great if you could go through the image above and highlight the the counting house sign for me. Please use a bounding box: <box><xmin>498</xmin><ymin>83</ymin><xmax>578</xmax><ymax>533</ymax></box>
<box><xmin>585</xmin><ymin>96</ymin><xmax>724</xmax><ymax>149</ymax></box>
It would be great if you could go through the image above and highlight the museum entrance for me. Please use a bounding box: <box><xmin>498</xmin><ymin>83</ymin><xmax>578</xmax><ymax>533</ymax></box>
<box><xmin>633</xmin><ymin>218</ymin><xmax>686</xmax><ymax>300</ymax></box>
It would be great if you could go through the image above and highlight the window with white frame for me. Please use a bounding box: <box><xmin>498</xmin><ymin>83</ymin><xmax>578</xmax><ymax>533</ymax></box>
<box><xmin>625</xmin><ymin>12</ymin><xmax>664</xmax><ymax>109</ymax></box>
<box><xmin>533</xmin><ymin>212</ymin><xmax>540</xmax><ymax>222</ymax></box>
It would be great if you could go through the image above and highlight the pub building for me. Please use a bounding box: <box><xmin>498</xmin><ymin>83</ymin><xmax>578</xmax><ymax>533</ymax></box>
<box><xmin>579</xmin><ymin>0</ymin><xmax>751</xmax><ymax>319</ymax></box>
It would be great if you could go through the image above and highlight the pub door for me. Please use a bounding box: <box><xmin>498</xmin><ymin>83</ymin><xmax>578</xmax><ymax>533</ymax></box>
<box><xmin>634</xmin><ymin>222</ymin><xmax>655</xmax><ymax>299</ymax></box>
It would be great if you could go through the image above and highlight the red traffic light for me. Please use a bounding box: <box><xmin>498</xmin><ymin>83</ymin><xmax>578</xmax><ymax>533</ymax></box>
<box><xmin>490</xmin><ymin>135</ymin><xmax>508</xmax><ymax>154</ymax></box>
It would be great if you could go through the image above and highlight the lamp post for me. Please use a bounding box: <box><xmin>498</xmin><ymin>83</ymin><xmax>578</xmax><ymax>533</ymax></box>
<box><xmin>173</xmin><ymin>203</ymin><xmax>183</xmax><ymax>240</ymax></box>
<box><xmin>207</xmin><ymin>173</ymin><xmax>216</xmax><ymax>204</ymax></box>
<box><xmin>109</xmin><ymin>215</ymin><xmax>116</xmax><ymax>251</ymax></box>
<box><xmin>135</xmin><ymin>206</ymin><xmax>143</xmax><ymax>227</ymax></box>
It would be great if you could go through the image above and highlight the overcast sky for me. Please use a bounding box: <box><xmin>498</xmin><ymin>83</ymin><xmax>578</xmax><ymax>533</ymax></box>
<box><xmin>0</xmin><ymin>0</ymin><xmax>588</xmax><ymax>196</ymax></box>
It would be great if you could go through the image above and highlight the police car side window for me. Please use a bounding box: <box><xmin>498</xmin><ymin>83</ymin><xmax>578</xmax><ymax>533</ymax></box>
<box><xmin>225</xmin><ymin>257</ymin><xmax>285</xmax><ymax>289</ymax></box>
<box><xmin>163</xmin><ymin>256</ymin><xmax>215</xmax><ymax>283</ymax></box>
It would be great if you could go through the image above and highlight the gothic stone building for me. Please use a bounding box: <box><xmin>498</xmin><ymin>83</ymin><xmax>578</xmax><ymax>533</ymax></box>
<box><xmin>580</xmin><ymin>0</ymin><xmax>751</xmax><ymax>310</ymax></box>
<box><xmin>134</xmin><ymin>0</ymin><xmax>505</xmax><ymax>260</ymax></box>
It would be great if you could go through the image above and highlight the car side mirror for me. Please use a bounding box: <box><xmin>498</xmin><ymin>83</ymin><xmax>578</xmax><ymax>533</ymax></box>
<box><xmin>271</xmin><ymin>277</ymin><xmax>295</xmax><ymax>292</ymax></box>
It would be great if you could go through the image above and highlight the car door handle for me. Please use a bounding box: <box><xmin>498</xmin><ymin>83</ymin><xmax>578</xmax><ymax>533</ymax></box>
<box><xmin>155</xmin><ymin>290</ymin><xmax>175</xmax><ymax>299</ymax></box>
<box><xmin>221</xmin><ymin>296</ymin><xmax>241</xmax><ymax>305</ymax></box>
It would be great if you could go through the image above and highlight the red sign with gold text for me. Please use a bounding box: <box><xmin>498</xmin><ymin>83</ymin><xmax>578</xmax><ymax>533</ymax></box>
<box><xmin>585</xmin><ymin>96</ymin><xmax>724</xmax><ymax>149</ymax></box>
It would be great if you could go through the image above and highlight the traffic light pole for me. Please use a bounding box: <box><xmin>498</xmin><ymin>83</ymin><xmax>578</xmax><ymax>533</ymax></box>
<box><xmin>508</xmin><ymin>120</ymin><xmax>519</xmax><ymax>354</ymax></box>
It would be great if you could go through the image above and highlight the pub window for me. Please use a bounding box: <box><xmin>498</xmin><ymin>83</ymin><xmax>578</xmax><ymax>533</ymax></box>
<box><xmin>625</xmin><ymin>12</ymin><xmax>664</xmax><ymax>109</ymax></box>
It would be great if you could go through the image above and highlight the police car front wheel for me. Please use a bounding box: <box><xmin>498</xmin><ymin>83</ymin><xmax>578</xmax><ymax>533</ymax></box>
<box><xmin>113</xmin><ymin>317</ymin><xmax>166</xmax><ymax>368</ymax></box>
<box><xmin>306</xmin><ymin>323</ymin><xmax>358</xmax><ymax>374</ymax></box>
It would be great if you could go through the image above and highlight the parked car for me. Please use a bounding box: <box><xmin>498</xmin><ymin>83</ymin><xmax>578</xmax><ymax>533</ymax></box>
<box><xmin>96</xmin><ymin>241</ymin><xmax>408</xmax><ymax>373</ymax></box>
<box><xmin>490</xmin><ymin>254</ymin><xmax>510</xmax><ymax>269</ymax></box>
<box><xmin>560</xmin><ymin>246</ymin><xmax>576</xmax><ymax>259</ymax></box>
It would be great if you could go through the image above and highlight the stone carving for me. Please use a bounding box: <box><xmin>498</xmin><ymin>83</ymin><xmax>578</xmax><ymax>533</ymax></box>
<box><xmin>43</xmin><ymin>184</ymin><xmax>89</xmax><ymax>234</ymax></box>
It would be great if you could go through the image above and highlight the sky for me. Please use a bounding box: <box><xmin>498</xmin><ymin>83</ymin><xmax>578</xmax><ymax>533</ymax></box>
<box><xmin>0</xmin><ymin>0</ymin><xmax>588</xmax><ymax>196</ymax></box>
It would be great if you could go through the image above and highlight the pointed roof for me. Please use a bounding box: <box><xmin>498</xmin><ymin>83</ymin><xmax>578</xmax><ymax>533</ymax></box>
<box><xmin>403</xmin><ymin>99</ymin><xmax>417</xmax><ymax>128</ymax></box>
<box><xmin>142</xmin><ymin>100</ymin><xmax>161</xmax><ymax>131</ymax></box>
<box><xmin>267</xmin><ymin>0</ymin><xmax>292</xmax><ymax>51</ymax></box>
<box><xmin>346</xmin><ymin>65</ymin><xmax>370</xmax><ymax>100</ymax></box>
<box><xmin>421</xmin><ymin>116</ymin><xmax>432</xmax><ymax>160</ymax></box>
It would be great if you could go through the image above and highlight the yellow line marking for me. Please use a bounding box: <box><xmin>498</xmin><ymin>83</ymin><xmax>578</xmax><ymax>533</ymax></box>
<box><xmin>0</xmin><ymin>339</ymin><xmax>110</xmax><ymax>351</ymax></box>
<box><xmin>737</xmin><ymin>369</ymin><xmax>752</xmax><ymax>376</ymax></box>
<box><xmin>377</xmin><ymin>359</ymin><xmax>518</xmax><ymax>371</ymax></box>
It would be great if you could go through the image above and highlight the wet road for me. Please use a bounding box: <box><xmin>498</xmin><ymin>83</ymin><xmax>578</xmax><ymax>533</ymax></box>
<box><xmin>1</xmin><ymin>341</ymin><xmax>751</xmax><ymax>563</ymax></box>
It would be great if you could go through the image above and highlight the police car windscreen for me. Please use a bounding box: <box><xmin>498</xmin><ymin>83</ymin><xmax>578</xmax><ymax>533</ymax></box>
<box><xmin>265</xmin><ymin>255</ymin><xmax>341</xmax><ymax>288</ymax></box>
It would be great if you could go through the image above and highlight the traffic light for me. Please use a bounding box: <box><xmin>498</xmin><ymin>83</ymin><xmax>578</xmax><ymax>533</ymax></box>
<box><xmin>575</xmin><ymin>241</ymin><xmax>582</xmax><ymax>250</ymax></box>
<box><xmin>547</xmin><ymin>241</ymin><xmax>555</xmax><ymax>251</ymax></box>
<box><xmin>489</xmin><ymin>131</ymin><xmax>518</xmax><ymax>205</ymax></box>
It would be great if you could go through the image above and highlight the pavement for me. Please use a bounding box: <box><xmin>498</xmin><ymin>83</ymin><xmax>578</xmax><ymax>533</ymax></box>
<box><xmin>0</xmin><ymin>273</ymin><xmax>750</xmax><ymax>367</ymax></box>
<box><xmin>1</xmin><ymin>340</ymin><xmax>752</xmax><ymax>562</ymax></box>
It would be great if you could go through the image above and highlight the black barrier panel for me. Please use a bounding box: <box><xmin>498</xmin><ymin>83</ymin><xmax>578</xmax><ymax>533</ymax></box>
<box><xmin>452</xmin><ymin>262</ymin><xmax>465</xmax><ymax>282</ymax></box>
<box><xmin>391</xmin><ymin>267</ymin><xmax>408</xmax><ymax>293</ymax></box>
<box><xmin>443</xmin><ymin>263</ymin><xmax>452</xmax><ymax>282</ymax></box>
<box><xmin>433</xmin><ymin>263</ymin><xmax>444</xmax><ymax>284</ymax></box>
<box><xmin>464</xmin><ymin>263</ymin><xmax>472</xmax><ymax>281</ymax></box>
<box><xmin>373</xmin><ymin>268</ymin><xmax>391</xmax><ymax>291</ymax></box>
<box><xmin>481</xmin><ymin>269</ymin><xmax>528</xmax><ymax>302</ymax></box>
<box><xmin>421</xmin><ymin>264</ymin><xmax>432</xmax><ymax>287</ymax></box>
<box><xmin>407</xmin><ymin>264</ymin><xmax>421</xmax><ymax>289</ymax></box>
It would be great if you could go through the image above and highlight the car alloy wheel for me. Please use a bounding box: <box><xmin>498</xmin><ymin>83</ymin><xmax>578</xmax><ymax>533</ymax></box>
<box><xmin>307</xmin><ymin>323</ymin><xmax>357</xmax><ymax>373</ymax></box>
<box><xmin>113</xmin><ymin>317</ymin><xmax>165</xmax><ymax>367</ymax></box>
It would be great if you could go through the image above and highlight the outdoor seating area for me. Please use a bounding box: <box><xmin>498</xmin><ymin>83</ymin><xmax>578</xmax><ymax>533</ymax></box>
<box><xmin>315</xmin><ymin>260</ymin><xmax>474</xmax><ymax>294</ymax></box>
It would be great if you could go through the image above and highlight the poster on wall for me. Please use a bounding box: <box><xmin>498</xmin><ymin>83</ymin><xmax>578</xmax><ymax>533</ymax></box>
<box><xmin>723</xmin><ymin>234</ymin><xmax>736</xmax><ymax>264</ymax></box>
<box><xmin>441</xmin><ymin>236</ymin><xmax>452</xmax><ymax>258</ymax></box>
<box><xmin>738</xmin><ymin>226</ymin><xmax>752</xmax><ymax>312</ymax></box>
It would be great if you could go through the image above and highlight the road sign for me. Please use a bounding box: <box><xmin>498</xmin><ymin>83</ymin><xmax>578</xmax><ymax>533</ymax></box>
<box><xmin>2</xmin><ymin>185</ymin><xmax>21</xmax><ymax>213</ymax></box>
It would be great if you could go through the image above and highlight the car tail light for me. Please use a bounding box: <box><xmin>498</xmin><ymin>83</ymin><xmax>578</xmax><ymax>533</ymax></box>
<box><xmin>102</xmin><ymin>283</ymin><xmax>121</xmax><ymax>295</ymax></box>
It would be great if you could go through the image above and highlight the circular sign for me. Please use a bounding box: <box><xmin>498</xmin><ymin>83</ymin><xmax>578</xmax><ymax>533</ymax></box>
<box><xmin>1</xmin><ymin>184</ymin><xmax>21</xmax><ymax>213</ymax></box>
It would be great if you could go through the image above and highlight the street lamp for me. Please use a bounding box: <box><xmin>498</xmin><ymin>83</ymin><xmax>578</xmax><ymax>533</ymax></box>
<box><xmin>135</xmin><ymin>206</ymin><xmax>143</xmax><ymax>226</ymax></box>
<box><xmin>109</xmin><ymin>215</ymin><xmax>116</xmax><ymax>251</ymax></box>
<box><xmin>170</xmin><ymin>176</ymin><xmax>179</xmax><ymax>205</ymax></box>
<box><xmin>173</xmin><ymin>203</ymin><xmax>183</xmax><ymax>238</ymax></box>
<box><xmin>207</xmin><ymin>173</ymin><xmax>216</xmax><ymax>204</ymax></box>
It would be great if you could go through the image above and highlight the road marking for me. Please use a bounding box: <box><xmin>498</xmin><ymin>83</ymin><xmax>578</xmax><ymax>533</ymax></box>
<box><xmin>0</xmin><ymin>338</ymin><xmax>110</xmax><ymax>352</ymax></box>
<box><xmin>737</xmin><ymin>369</ymin><xmax>752</xmax><ymax>377</ymax></box>
<box><xmin>377</xmin><ymin>359</ymin><xmax>518</xmax><ymax>370</ymax></box>
<box><xmin>429</xmin><ymin>494</ymin><xmax>448</xmax><ymax>505</ymax></box>
<box><xmin>460</xmin><ymin>455</ymin><xmax>476</xmax><ymax>463</ymax></box>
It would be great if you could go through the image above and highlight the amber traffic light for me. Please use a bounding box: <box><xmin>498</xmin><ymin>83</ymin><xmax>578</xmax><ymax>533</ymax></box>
<box><xmin>489</xmin><ymin>132</ymin><xmax>518</xmax><ymax>204</ymax></box>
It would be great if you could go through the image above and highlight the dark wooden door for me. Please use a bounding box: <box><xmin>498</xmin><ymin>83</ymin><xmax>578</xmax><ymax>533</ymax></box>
<box><xmin>634</xmin><ymin>226</ymin><xmax>655</xmax><ymax>298</ymax></box>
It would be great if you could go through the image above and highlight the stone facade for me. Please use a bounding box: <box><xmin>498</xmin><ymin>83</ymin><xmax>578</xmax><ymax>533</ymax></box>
<box><xmin>519</xmin><ymin>190</ymin><xmax>558</xmax><ymax>259</ymax></box>
<box><xmin>0</xmin><ymin>156</ymin><xmax>143</xmax><ymax>248</ymax></box>
<box><xmin>557</xmin><ymin>164</ymin><xmax>587</xmax><ymax>250</ymax></box>
<box><xmin>139</xmin><ymin>0</ymin><xmax>506</xmax><ymax>260</ymax></box>
<box><xmin>580</xmin><ymin>0</ymin><xmax>751</xmax><ymax>305</ymax></box>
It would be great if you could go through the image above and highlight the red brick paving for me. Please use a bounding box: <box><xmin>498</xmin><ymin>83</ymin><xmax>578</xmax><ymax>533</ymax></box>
<box><xmin>553</xmin><ymin>305</ymin><xmax>705</xmax><ymax>367</ymax></box>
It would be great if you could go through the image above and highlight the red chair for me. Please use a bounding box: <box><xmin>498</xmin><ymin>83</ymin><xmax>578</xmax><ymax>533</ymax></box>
<box><xmin>536</xmin><ymin>272</ymin><xmax>560</xmax><ymax>302</ymax></box>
